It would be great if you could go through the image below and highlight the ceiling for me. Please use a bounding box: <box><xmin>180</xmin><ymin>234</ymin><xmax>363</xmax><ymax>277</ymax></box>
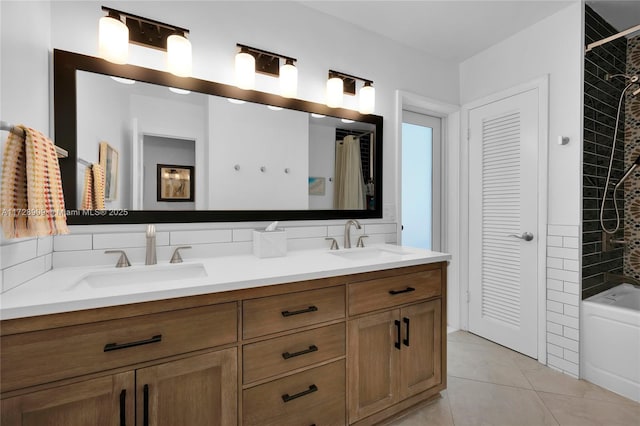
<box><xmin>587</xmin><ymin>1</ymin><xmax>640</xmax><ymax>35</ymax></box>
<box><xmin>300</xmin><ymin>1</ymin><xmax>576</xmax><ymax>62</ymax></box>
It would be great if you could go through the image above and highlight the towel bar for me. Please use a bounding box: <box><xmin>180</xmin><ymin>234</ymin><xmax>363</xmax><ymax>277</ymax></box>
<box><xmin>1</xmin><ymin>120</ymin><xmax>68</xmax><ymax>159</ymax></box>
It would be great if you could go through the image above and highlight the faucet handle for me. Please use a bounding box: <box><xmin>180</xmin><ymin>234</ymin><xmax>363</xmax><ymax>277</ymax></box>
<box><xmin>105</xmin><ymin>250</ymin><xmax>131</xmax><ymax>268</ymax></box>
<box><xmin>356</xmin><ymin>235</ymin><xmax>369</xmax><ymax>248</ymax></box>
<box><xmin>170</xmin><ymin>246</ymin><xmax>192</xmax><ymax>263</ymax></box>
<box><xmin>325</xmin><ymin>238</ymin><xmax>339</xmax><ymax>250</ymax></box>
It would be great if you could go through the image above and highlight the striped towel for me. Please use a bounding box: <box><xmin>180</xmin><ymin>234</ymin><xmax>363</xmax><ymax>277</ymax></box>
<box><xmin>0</xmin><ymin>125</ymin><xmax>69</xmax><ymax>239</ymax></box>
<box><xmin>81</xmin><ymin>163</ymin><xmax>106</xmax><ymax>210</ymax></box>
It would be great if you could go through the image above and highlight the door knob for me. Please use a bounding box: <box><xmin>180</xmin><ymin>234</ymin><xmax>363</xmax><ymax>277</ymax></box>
<box><xmin>508</xmin><ymin>232</ymin><xmax>534</xmax><ymax>241</ymax></box>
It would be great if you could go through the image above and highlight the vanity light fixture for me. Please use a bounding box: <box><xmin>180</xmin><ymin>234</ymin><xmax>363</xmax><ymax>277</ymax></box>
<box><xmin>326</xmin><ymin>70</ymin><xmax>375</xmax><ymax>114</ymax></box>
<box><xmin>235</xmin><ymin>44</ymin><xmax>298</xmax><ymax>97</ymax></box>
<box><xmin>169</xmin><ymin>87</ymin><xmax>191</xmax><ymax>95</ymax></box>
<box><xmin>110</xmin><ymin>76</ymin><xmax>136</xmax><ymax>85</ymax></box>
<box><xmin>98</xmin><ymin>6</ymin><xmax>192</xmax><ymax>77</ymax></box>
<box><xmin>311</xmin><ymin>113</ymin><xmax>326</xmax><ymax>119</ymax></box>
<box><xmin>267</xmin><ymin>105</ymin><xmax>283</xmax><ymax>111</ymax></box>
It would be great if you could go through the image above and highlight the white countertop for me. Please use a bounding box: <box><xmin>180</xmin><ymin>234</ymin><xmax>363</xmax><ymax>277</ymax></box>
<box><xmin>0</xmin><ymin>244</ymin><xmax>450</xmax><ymax>320</ymax></box>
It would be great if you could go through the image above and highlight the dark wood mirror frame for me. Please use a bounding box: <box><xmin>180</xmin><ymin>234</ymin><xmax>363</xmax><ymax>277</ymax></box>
<box><xmin>54</xmin><ymin>49</ymin><xmax>383</xmax><ymax>224</ymax></box>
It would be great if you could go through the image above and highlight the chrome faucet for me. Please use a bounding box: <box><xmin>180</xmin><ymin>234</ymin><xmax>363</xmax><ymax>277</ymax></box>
<box><xmin>344</xmin><ymin>219</ymin><xmax>362</xmax><ymax>249</ymax></box>
<box><xmin>145</xmin><ymin>224</ymin><xmax>157</xmax><ymax>265</ymax></box>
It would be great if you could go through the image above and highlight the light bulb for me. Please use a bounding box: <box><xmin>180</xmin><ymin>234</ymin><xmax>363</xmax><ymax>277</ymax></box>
<box><xmin>235</xmin><ymin>49</ymin><xmax>255</xmax><ymax>90</ymax></box>
<box><xmin>359</xmin><ymin>83</ymin><xmax>375</xmax><ymax>114</ymax></box>
<box><xmin>280</xmin><ymin>60</ymin><xmax>298</xmax><ymax>98</ymax></box>
<box><xmin>98</xmin><ymin>15</ymin><xmax>129</xmax><ymax>64</ymax></box>
<box><xmin>326</xmin><ymin>76</ymin><xmax>344</xmax><ymax>108</ymax></box>
<box><xmin>167</xmin><ymin>34</ymin><xmax>192</xmax><ymax>77</ymax></box>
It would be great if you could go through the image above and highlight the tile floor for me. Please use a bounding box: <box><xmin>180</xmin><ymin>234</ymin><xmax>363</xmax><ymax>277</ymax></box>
<box><xmin>385</xmin><ymin>331</ymin><xmax>640</xmax><ymax>426</ymax></box>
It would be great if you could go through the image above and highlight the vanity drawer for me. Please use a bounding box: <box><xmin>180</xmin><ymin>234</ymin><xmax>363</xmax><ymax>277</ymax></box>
<box><xmin>1</xmin><ymin>302</ymin><xmax>237</xmax><ymax>392</ymax></box>
<box><xmin>243</xmin><ymin>323</ymin><xmax>345</xmax><ymax>384</ymax></box>
<box><xmin>349</xmin><ymin>269</ymin><xmax>441</xmax><ymax>316</ymax></box>
<box><xmin>243</xmin><ymin>286</ymin><xmax>345</xmax><ymax>339</ymax></box>
<box><xmin>243</xmin><ymin>360</ymin><xmax>345</xmax><ymax>426</ymax></box>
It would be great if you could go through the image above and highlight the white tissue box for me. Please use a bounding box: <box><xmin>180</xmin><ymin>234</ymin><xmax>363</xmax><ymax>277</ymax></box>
<box><xmin>253</xmin><ymin>229</ymin><xmax>287</xmax><ymax>258</ymax></box>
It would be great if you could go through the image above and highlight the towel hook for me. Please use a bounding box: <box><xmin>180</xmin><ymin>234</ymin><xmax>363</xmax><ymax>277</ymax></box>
<box><xmin>260</xmin><ymin>166</ymin><xmax>266</xmax><ymax>173</ymax></box>
<box><xmin>234</xmin><ymin>164</ymin><xmax>240</xmax><ymax>171</ymax></box>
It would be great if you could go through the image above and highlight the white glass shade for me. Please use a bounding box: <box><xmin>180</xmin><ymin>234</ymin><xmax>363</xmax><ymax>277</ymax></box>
<box><xmin>235</xmin><ymin>51</ymin><xmax>256</xmax><ymax>90</ymax></box>
<box><xmin>358</xmin><ymin>84</ymin><xmax>375</xmax><ymax>114</ymax></box>
<box><xmin>326</xmin><ymin>77</ymin><xmax>344</xmax><ymax>108</ymax></box>
<box><xmin>167</xmin><ymin>34</ymin><xmax>192</xmax><ymax>77</ymax></box>
<box><xmin>99</xmin><ymin>16</ymin><xmax>129</xmax><ymax>64</ymax></box>
<box><xmin>279</xmin><ymin>62</ymin><xmax>298</xmax><ymax>98</ymax></box>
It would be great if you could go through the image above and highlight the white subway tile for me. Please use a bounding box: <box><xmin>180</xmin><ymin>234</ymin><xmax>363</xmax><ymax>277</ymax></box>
<box><xmin>93</xmin><ymin>232</ymin><xmax>169</xmax><ymax>250</ymax></box>
<box><xmin>564</xmin><ymin>304</ymin><xmax>579</xmax><ymax>318</ymax></box>
<box><xmin>547</xmin><ymin>321</ymin><xmax>563</xmax><ymax>335</ymax></box>
<box><xmin>548</xmin><ymin>225</ymin><xmax>579</xmax><ymax>237</ymax></box>
<box><xmin>283</xmin><ymin>226</ymin><xmax>327</xmax><ymax>239</ymax></box>
<box><xmin>232</xmin><ymin>229</ymin><xmax>254</xmax><ymax>242</ymax></box>
<box><xmin>182</xmin><ymin>242</ymin><xmax>252</xmax><ymax>259</ymax></box>
<box><xmin>563</xmin><ymin>237</ymin><xmax>579</xmax><ymax>249</ymax></box>
<box><xmin>547</xmin><ymin>300</ymin><xmax>564</xmax><ymax>314</ymax></box>
<box><xmin>364</xmin><ymin>223</ymin><xmax>397</xmax><ymax>234</ymax></box>
<box><xmin>547</xmin><ymin>332</ymin><xmax>579</xmax><ymax>352</ymax></box>
<box><xmin>547</xmin><ymin>354</ymin><xmax>579</xmax><ymax>376</ymax></box>
<box><xmin>546</xmin><ymin>257</ymin><xmax>563</xmax><ymax>269</ymax></box>
<box><xmin>547</xmin><ymin>311</ymin><xmax>579</xmax><ymax>329</ymax></box>
<box><xmin>547</xmin><ymin>246</ymin><xmax>579</xmax><ymax>260</ymax></box>
<box><xmin>37</xmin><ymin>236</ymin><xmax>53</xmax><ymax>256</ymax></box>
<box><xmin>563</xmin><ymin>326</ymin><xmax>579</xmax><ymax>341</ymax></box>
<box><xmin>547</xmin><ymin>278</ymin><xmax>563</xmax><ymax>291</ymax></box>
<box><xmin>170</xmin><ymin>230</ymin><xmax>232</xmax><ymax>245</ymax></box>
<box><xmin>327</xmin><ymin>225</ymin><xmax>365</xmax><ymax>238</ymax></box>
<box><xmin>547</xmin><ymin>268</ymin><xmax>578</xmax><ymax>283</ymax></box>
<box><xmin>547</xmin><ymin>235</ymin><xmax>563</xmax><ymax>247</ymax></box>
<box><xmin>563</xmin><ymin>282</ymin><xmax>579</xmax><ymax>295</ymax></box>
<box><xmin>563</xmin><ymin>259</ymin><xmax>579</xmax><ymax>272</ymax></box>
<box><xmin>547</xmin><ymin>290</ymin><xmax>579</xmax><ymax>306</ymax></box>
<box><xmin>547</xmin><ymin>343</ymin><xmax>564</xmax><ymax>358</ymax></box>
<box><xmin>1</xmin><ymin>239</ymin><xmax>37</xmax><ymax>269</ymax></box>
<box><xmin>45</xmin><ymin>253</ymin><xmax>52</xmax><ymax>271</ymax></box>
<box><xmin>563</xmin><ymin>348</ymin><xmax>579</xmax><ymax>364</ymax></box>
<box><xmin>0</xmin><ymin>234</ymin><xmax>34</xmax><ymax>246</ymax></box>
<box><xmin>54</xmin><ymin>234</ymin><xmax>92</xmax><ymax>251</ymax></box>
<box><xmin>2</xmin><ymin>256</ymin><xmax>47</xmax><ymax>292</ymax></box>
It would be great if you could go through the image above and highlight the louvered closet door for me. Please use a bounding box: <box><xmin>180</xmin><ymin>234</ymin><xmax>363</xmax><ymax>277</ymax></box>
<box><xmin>468</xmin><ymin>88</ymin><xmax>538</xmax><ymax>358</ymax></box>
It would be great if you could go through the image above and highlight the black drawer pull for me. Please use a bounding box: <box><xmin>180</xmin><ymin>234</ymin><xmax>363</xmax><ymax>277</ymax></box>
<box><xmin>282</xmin><ymin>384</ymin><xmax>318</xmax><ymax>402</ymax></box>
<box><xmin>403</xmin><ymin>317</ymin><xmax>410</xmax><ymax>347</ymax></box>
<box><xmin>143</xmin><ymin>384</ymin><xmax>149</xmax><ymax>426</ymax></box>
<box><xmin>104</xmin><ymin>335</ymin><xmax>162</xmax><ymax>352</ymax></box>
<box><xmin>281</xmin><ymin>306</ymin><xmax>318</xmax><ymax>317</ymax></box>
<box><xmin>389</xmin><ymin>287</ymin><xmax>415</xmax><ymax>295</ymax></box>
<box><xmin>119</xmin><ymin>389</ymin><xmax>126</xmax><ymax>426</ymax></box>
<box><xmin>282</xmin><ymin>345</ymin><xmax>318</xmax><ymax>360</ymax></box>
<box><xmin>394</xmin><ymin>320</ymin><xmax>401</xmax><ymax>350</ymax></box>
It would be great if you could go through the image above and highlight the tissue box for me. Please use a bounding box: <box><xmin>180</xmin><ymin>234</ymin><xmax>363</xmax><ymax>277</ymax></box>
<box><xmin>253</xmin><ymin>229</ymin><xmax>287</xmax><ymax>258</ymax></box>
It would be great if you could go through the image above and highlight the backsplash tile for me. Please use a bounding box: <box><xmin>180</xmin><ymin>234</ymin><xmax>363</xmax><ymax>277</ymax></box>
<box><xmin>2</xmin><ymin>256</ymin><xmax>47</xmax><ymax>293</ymax></box>
<box><xmin>93</xmin><ymin>232</ymin><xmax>170</xmax><ymax>249</ymax></box>
<box><xmin>53</xmin><ymin>234</ymin><xmax>92</xmax><ymax>252</ymax></box>
<box><xmin>36</xmin><ymin>236</ymin><xmax>53</xmax><ymax>257</ymax></box>
<box><xmin>170</xmin><ymin>229</ymin><xmax>232</xmax><ymax>245</ymax></box>
<box><xmin>1</xmin><ymin>239</ymin><xmax>37</xmax><ymax>269</ymax></box>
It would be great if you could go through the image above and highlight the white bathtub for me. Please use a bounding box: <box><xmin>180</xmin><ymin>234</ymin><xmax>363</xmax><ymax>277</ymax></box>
<box><xmin>582</xmin><ymin>284</ymin><xmax>640</xmax><ymax>402</ymax></box>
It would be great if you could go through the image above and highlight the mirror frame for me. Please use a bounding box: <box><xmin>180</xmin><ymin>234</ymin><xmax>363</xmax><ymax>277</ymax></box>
<box><xmin>54</xmin><ymin>49</ymin><xmax>383</xmax><ymax>224</ymax></box>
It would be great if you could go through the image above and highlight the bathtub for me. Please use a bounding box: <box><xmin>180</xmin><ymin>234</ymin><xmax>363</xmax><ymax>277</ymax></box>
<box><xmin>581</xmin><ymin>284</ymin><xmax>640</xmax><ymax>402</ymax></box>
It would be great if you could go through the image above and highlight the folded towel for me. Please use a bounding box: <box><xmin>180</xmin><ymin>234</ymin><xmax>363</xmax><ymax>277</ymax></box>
<box><xmin>1</xmin><ymin>125</ymin><xmax>69</xmax><ymax>238</ymax></box>
<box><xmin>80</xmin><ymin>163</ymin><xmax>106</xmax><ymax>210</ymax></box>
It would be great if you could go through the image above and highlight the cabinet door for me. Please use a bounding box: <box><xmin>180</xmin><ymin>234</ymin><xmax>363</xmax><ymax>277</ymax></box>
<box><xmin>399</xmin><ymin>300</ymin><xmax>442</xmax><ymax>399</ymax></box>
<box><xmin>1</xmin><ymin>372</ymin><xmax>134</xmax><ymax>426</ymax></box>
<box><xmin>347</xmin><ymin>310</ymin><xmax>400</xmax><ymax>423</ymax></box>
<box><xmin>136</xmin><ymin>348</ymin><xmax>237</xmax><ymax>426</ymax></box>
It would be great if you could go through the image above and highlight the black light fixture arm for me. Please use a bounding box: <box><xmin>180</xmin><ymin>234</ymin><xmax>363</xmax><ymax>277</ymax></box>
<box><xmin>236</xmin><ymin>43</ymin><xmax>296</xmax><ymax>64</ymax></box>
<box><xmin>328</xmin><ymin>69</ymin><xmax>373</xmax><ymax>86</ymax></box>
<box><xmin>101</xmin><ymin>6</ymin><xmax>189</xmax><ymax>36</ymax></box>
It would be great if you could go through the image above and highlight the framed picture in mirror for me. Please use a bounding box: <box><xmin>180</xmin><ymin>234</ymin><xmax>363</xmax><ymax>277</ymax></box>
<box><xmin>99</xmin><ymin>141</ymin><xmax>118</xmax><ymax>201</ymax></box>
<box><xmin>157</xmin><ymin>164</ymin><xmax>195</xmax><ymax>202</ymax></box>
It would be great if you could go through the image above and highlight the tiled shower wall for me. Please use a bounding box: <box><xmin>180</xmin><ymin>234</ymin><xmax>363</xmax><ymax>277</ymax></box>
<box><xmin>624</xmin><ymin>35</ymin><xmax>640</xmax><ymax>280</ymax></box>
<box><xmin>582</xmin><ymin>6</ymin><xmax>627</xmax><ymax>299</ymax></box>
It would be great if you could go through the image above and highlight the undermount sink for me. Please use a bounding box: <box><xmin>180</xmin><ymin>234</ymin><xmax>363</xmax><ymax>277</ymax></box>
<box><xmin>69</xmin><ymin>263</ymin><xmax>207</xmax><ymax>290</ymax></box>
<box><xmin>330</xmin><ymin>247</ymin><xmax>410</xmax><ymax>261</ymax></box>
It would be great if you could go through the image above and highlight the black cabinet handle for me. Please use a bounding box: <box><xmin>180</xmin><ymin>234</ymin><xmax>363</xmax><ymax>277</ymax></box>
<box><xmin>394</xmin><ymin>320</ymin><xmax>401</xmax><ymax>349</ymax></box>
<box><xmin>104</xmin><ymin>335</ymin><xmax>162</xmax><ymax>352</ymax></box>
<box><xmin>143</xmin><ymin>384</ymin><xmax>149</xmax><ymax>426</ymax></box>
<box><xmin>403</xmin><ymin>317</ymin><xmax>410</xmax><ymax>347</ymax></box>
<box><xmin>389</xmin><ymin>287</ymin><xmax>415</xmax><ymax>295</ymax></box>
<box><xmin>282</xmin><ymin>384</ymin><xmax>318</xmax><ymax>402</ymax></box>
<box><xmin>281</xmin><ymin>306</ymin><xmax>318</xmax><ymax>317</ymax></box>
<box><xmin>282</xmin><ymin>345</ymin><xmax>318</xmax><ymax>360</ymax></box>
<box><xmin>119</xmin><ymin>389</ymin><xmax>126</xmax><ymax>426</ymax></box>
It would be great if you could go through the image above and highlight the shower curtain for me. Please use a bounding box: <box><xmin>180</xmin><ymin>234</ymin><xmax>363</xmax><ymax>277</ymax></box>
<box><xmin>334</xmin><ymin>135</ymin><xmax>366</xmax><ymax>209</ymax></box>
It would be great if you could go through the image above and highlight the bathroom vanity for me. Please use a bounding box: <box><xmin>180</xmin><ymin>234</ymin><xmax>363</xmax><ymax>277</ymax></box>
<box><xmin>0</xmin><ymin>247</ymin><xmax>448</xmax><ymax>425</ymax></box>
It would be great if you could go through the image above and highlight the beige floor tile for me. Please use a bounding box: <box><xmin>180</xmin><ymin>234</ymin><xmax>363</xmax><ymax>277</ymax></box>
<box><xmin>538</xmin><ymin>391</ymin><xmax>640</xmax><ymax>426</ymax></box>
<box><xmin>447</xmin><ymin>330</ymin><xmax>498</xmax><ymax>347</ymax></box>
<box><xmin>448</xmin><ymin>339</ymin><xmax>533</xmax><ymax>389</ymax></box>
<box><xmin>522</xmin><ymin>366</ymin><xmax>638</xmax><ymax>406</ymax></box>
<box><xmin>447</xmin><ymin>376</ymin><xmax>559</xmax><ymax>425</ymax></box>
<box><xmin>383</xmin><ymin>391</ymin><xmax>454</xmax><ymax>426</ymax></box>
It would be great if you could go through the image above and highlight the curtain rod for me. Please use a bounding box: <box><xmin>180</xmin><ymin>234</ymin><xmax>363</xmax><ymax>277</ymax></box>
<box><xmin>586</xmin><ymin>23</ymin><xmax>640</xmax><ymax>53</ymax></box>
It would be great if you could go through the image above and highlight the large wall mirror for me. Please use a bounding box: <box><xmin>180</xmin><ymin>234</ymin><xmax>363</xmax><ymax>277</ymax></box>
<box><xmin>54</xmin><ymin>50</ymin><xmax>383</xmax><ymax>224</ymax></box>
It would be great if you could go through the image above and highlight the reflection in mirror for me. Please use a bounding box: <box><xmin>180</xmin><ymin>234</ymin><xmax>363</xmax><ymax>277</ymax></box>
<box><xmin>75</xmin><ymin>70</ymin><xmax>376</xmax><ymax>211</ymax></box>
